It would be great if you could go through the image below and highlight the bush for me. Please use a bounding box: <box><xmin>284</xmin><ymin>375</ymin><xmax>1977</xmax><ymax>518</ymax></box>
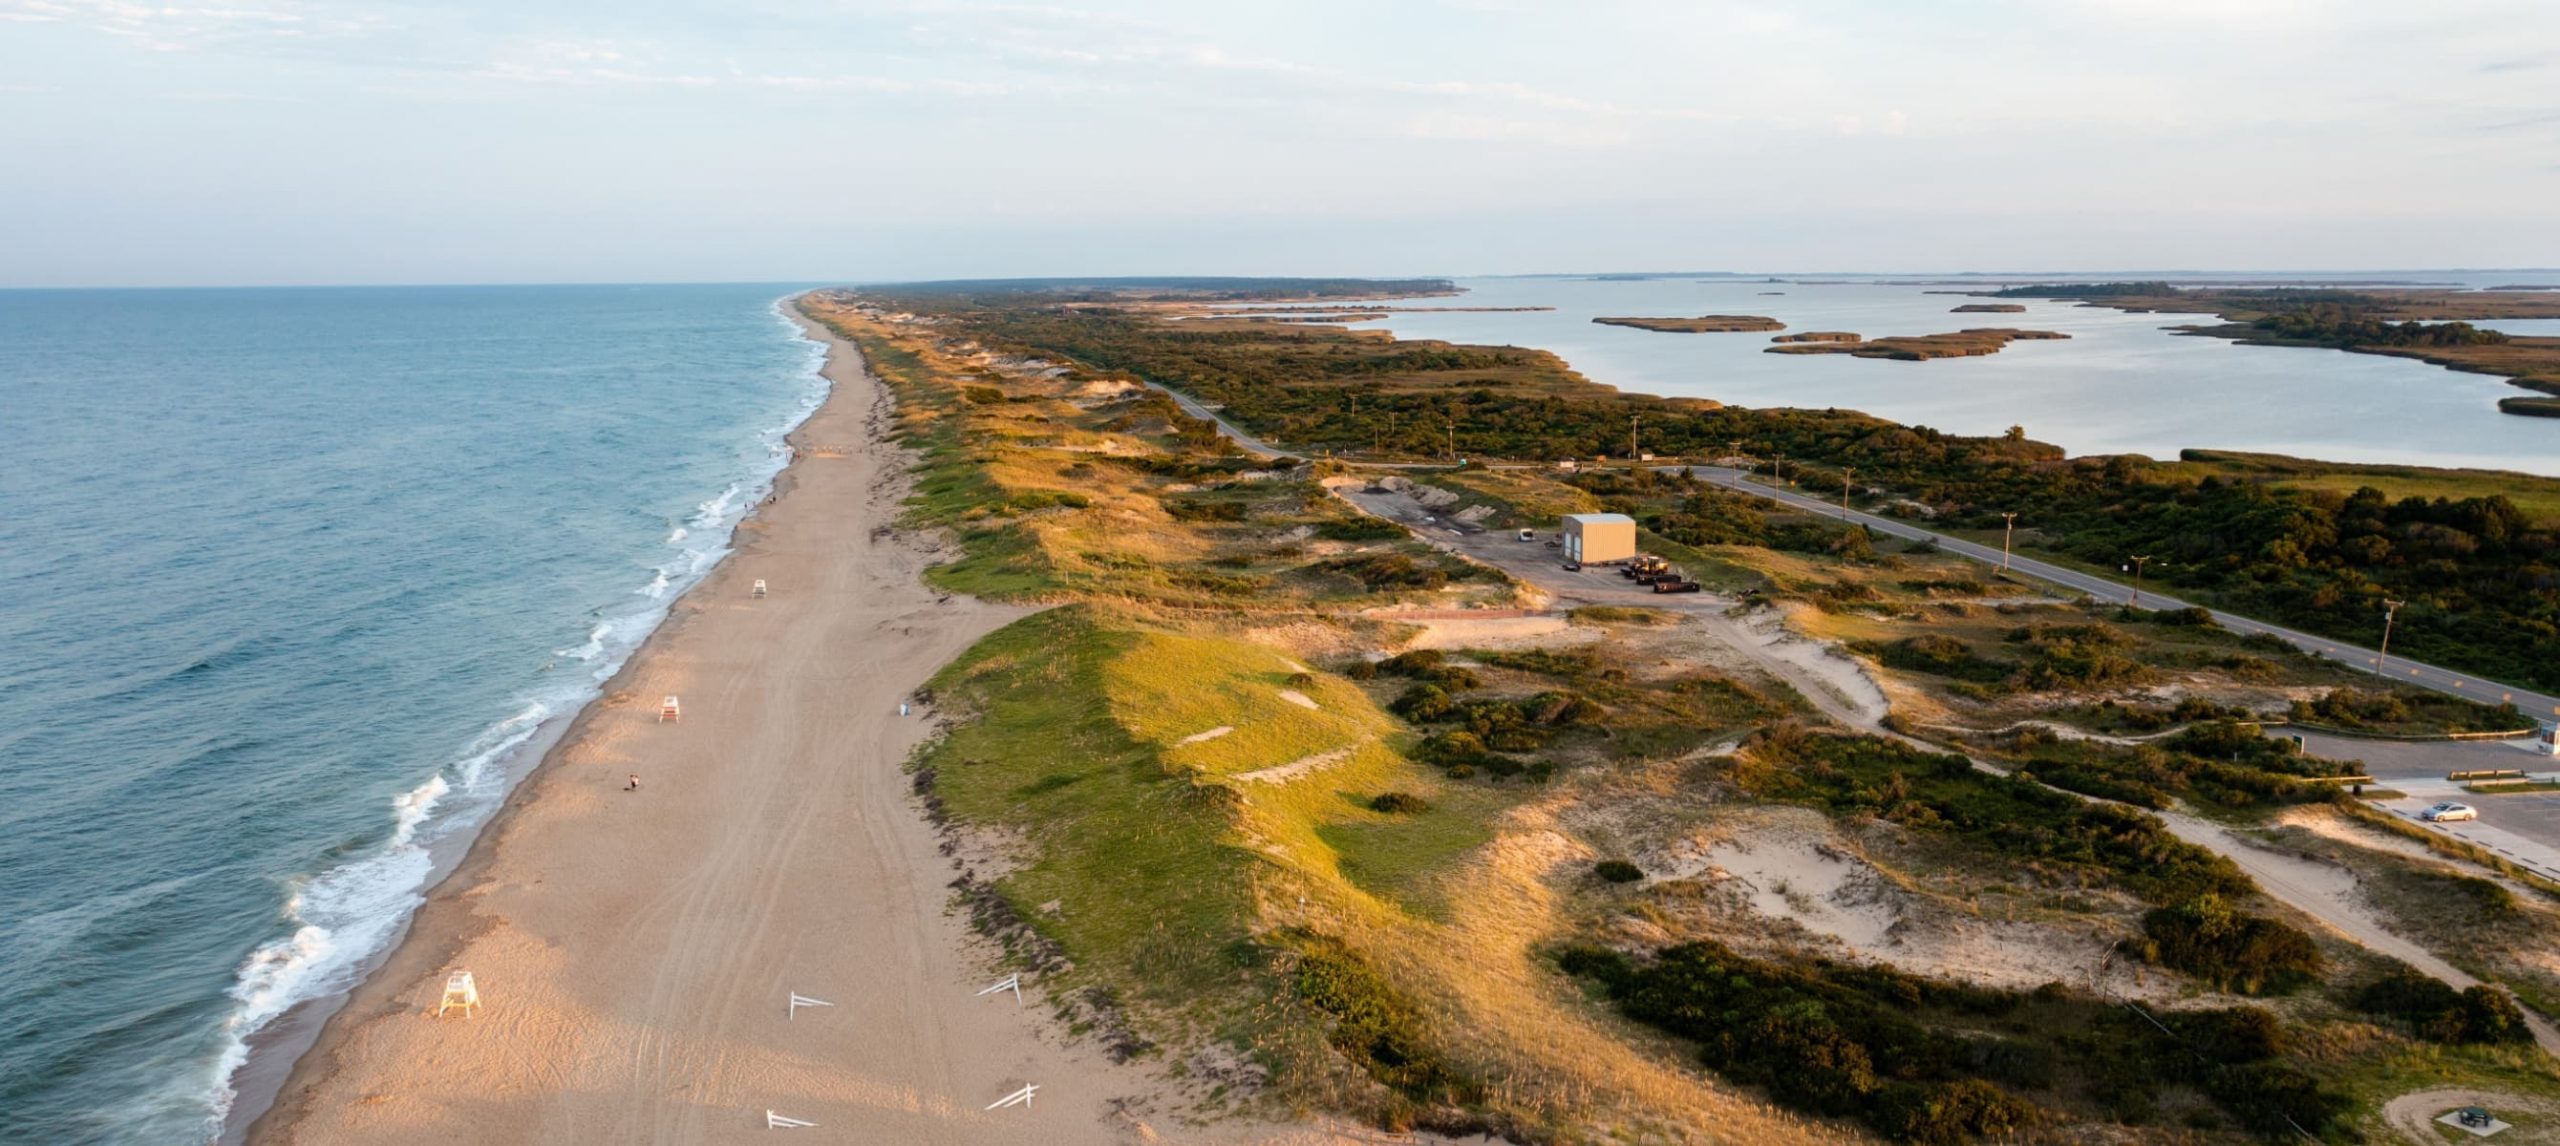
<box><xmin>2350</xmin><ymin>967</ymin><xmax>2533</xmax><ymax>1044</ymax></box>
<box><xmin>1165</xmin><ymin>496</ymin><xmax>1249</xmax><ymax>522</ymax></box>
<box><xmin>1369</xmin><ymin>791</ymin><xmax>1430</xmax><ymax>815</ymax></box>
<box><xmin>1392</xmin><ymin>685</ymin><xmax>1456</xmax><ymax>723</ymax></box>
<box><xmin>1593</xmin><ymin>860</ymin><xmax>1644</xmax><ymax>883</ymax></box>
<box><xmin>1315</xmin><ymin>517</ymin><xmax>1407</xmax><ymax>541</ymax></box>
<box><xmin>2202</xmin><ymin>1062</ymin><xmax>2351</xmax><ymax>1138</ymax></box>
<box><xmin>2136</xmin><ymin>894</ymin><xmax>2322</xmax><ymax>995</ymax></box>
<box><xmin>1869</xmin><ymin>1079</ymin><xmax>2037</xmax><ymax>1145</ymax></box>
<box><xmin>1292</xmin><ymin>939</ymin><xmax>1476</xmax><ymax>1104</ymax></box>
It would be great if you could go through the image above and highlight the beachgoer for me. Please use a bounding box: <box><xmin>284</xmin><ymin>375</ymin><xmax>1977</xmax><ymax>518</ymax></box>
<box><xmin>899</xmin><ymin>702</ymin><xmax>909</xmax><ymax>717</ymax></box>
<box><xmin>626</xmin><ymin>774</ymin><xmax>639</xmax><ymax>791</ymax></box>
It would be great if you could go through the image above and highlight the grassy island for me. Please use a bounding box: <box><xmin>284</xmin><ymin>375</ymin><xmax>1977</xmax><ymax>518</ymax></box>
<box><xmin>1766</xmin><ymin>327</ymin><xmax>2070</xmax><ymax>360</ymax></box>
<box><xmin>1593</xmin><ymin>314</ymin><xmax>1785</xmax><ymax>333</ymax></box>
<box><xmin>1770</xmin><ymin>330</ymin><xmax>1861</xmax><ymax>343</ymax></box>
<box><xmin>1950</xmin><ymin>303</ymin><xmax>2026</xmax><ymax>313</ymax></box>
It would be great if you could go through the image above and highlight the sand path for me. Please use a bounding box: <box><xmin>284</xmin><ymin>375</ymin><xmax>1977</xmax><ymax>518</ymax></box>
<box><xmin>250</xmin><ymin>308</ymin><xmax>1277</xmax><ymax>1144</ymax></box>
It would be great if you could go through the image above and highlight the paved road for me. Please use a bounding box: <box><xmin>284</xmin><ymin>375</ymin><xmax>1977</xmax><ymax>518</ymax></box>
<box><xmin>1135</xmin><ymin>381</ymin><xmax>2556</xmax><ymax>723</ymax></box>
<box><xmin>1686</xmin><ymin>465</ymin><xmax>2560</xmax><ymax>724</ymax></box>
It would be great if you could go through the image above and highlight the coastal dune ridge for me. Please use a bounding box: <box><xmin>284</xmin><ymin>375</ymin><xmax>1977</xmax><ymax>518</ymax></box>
<box><xmin>207</xmin><ymin>296</ymin><xmax>831</xmax><ymax>1139</ymax></box>
<box><xmin>244</xmin><ymin>295</ymin><xmax>1311</xmax><ymax>1145</ymax></box>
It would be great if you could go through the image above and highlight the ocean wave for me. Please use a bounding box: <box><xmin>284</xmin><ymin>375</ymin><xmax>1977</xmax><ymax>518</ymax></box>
<box><xmin>200</xmin><ymin>293</ymin><xmax>838</xmax><ymax>1138</ymax></box>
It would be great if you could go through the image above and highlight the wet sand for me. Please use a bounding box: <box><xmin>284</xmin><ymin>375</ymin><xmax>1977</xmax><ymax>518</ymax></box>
<box><xmin>251</xmin><ymin>303</ymin><xmax>1198</xmax><ymax>1144</ymax></box>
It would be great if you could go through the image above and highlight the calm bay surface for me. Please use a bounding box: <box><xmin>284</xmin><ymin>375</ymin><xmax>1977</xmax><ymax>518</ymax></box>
<box><xmin>1349</xmin><ymin>276</ymin><xmax>2559</xmax><ymax>475</ymax></box>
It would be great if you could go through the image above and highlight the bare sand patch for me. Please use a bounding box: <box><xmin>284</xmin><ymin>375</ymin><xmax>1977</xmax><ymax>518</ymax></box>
<box><xmin>1177</xmin><ymin>725</ymin><xmax>1236</xmax><ymax>746</ymax></box>
<box><xmin>1277</xmin><ymin>689</ymin><xmax>1321</xmax><ymax>710</ymax></box>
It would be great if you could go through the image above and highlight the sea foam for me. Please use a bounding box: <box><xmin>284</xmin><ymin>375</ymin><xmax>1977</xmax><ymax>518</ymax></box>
<box><xmin>194</xmin><ymin>294</ymin><xmax>834</xmax><ymax>1139</ymax></box>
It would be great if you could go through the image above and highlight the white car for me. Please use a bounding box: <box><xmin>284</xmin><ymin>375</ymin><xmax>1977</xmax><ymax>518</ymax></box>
<box><xmin>2421</xmin><ymin>802</ymin><xmax>2479</xmax><ymax>823</ymax></box>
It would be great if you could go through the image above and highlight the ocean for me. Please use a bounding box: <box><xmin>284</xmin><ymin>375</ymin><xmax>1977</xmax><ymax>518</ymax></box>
<box><xmin>0</xmin><ymin>284</ymin><xmax>826</xmax><ymax>1143</ymax></box>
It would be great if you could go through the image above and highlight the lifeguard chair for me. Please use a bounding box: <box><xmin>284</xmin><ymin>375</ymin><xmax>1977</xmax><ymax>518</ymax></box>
<box><xmin>659</xmin><ymin>695</ymin><xmax>681</xmax><ymax>722</ymax></box>
<box><xmin>435</xmin><ymin>971</ymin><xmax>480</xmax><ymax>1018</ymax></box>
<box><xmin>752</xmin><ymin>579</ymin><xmax>768</xmax><ymax>599</ymax></box>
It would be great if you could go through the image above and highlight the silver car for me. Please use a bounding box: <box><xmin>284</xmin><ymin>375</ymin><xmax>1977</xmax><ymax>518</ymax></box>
<box><xmin>2421</xmin><ymin>801</ymin><xmax>2479</xmax><ymax>823</ymax></box>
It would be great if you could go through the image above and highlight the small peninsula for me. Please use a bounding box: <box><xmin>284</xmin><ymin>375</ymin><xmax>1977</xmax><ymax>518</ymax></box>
<box><xmin>1950</xmin><ymin>303</ymin><xmax>2026</xmax><ymax>313</ymax></box>
<box><xmin>1771</xmin><ymin>331</ymin><xmax>1862</xmax><ymax>343</ymax></box>
<box><xmin>1593</xmin><ymin>314</ymin><xmax>1785</xmax><ymax>333</ymax></box>
<box><xmin>1766</xmin><ymin>327</ymin><xmax>2070</xmax><ymax>360</ymax></box>
<box><xmin>1980</xmin><ymin>283</ymin><xmax>2560</xmax><ymax>413</ymax></box>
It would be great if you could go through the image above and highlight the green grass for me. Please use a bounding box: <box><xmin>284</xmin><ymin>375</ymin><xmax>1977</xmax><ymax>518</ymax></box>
<box><xmin>924</xmin><ymin>607</ymin><xmax>1255</xmax><ymax>1004</ymax></box>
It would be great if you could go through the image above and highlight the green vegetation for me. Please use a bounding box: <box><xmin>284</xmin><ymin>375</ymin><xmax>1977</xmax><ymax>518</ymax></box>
<box><xmin>1592</xmin><ymin>860</ymin><xmax>1644</xmax><ymax>883</ymax></box>
<box><xmin>2136</xmin><ymin>893</ymin><xmax>2324</xmax><ymax>995</ymax></box>
<box><xmin>865</xmin><ymin>282</ymin><xmax>2560</xmax><ymax>695</ymax></box>
<box><xmin>2350</xmin><ymin>967</ymin><xmax>2535</xmax><ymax>1045</ymax></box>
<box><xmin>1592</xmin><ymin>314</ymin><xmax>1784</xmax><ymax>333</ymax></box>
<box><xmin>1987</xmin><ymin>721</ymin><xmax>2362</xmax><ymax>813</ymax></box>
<box><xmin>2290</xmin><ymin>687</ymin><xmax>2532</xmax><ymax>736</ymax></box>
<box><xmin>1763</xmin><ymin>327</ymin><xmax>2071</xmax><ymax>360</ymax></box>
<box><xmin>1558</xmin><ymin>941</ymin><xmax>2351</xmax><ymax>1141</ymax></box>
<box><xmin>1733</xmin><ymin>724</ymin><xmax>2253</xmax><ymax>906</ymax></box>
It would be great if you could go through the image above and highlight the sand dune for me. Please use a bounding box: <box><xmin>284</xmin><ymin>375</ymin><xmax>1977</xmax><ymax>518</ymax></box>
<box><xmin>249</xmin><ymin>307</ymin><xmax>1361</xmax><ymax>1145</ymax></box>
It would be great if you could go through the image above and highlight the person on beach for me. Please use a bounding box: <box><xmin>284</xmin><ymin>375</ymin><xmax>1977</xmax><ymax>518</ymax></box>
<box><xmin>626</xmin><ymin>774</ymin><xmax>639</xmax><ymax>791</ymax></box>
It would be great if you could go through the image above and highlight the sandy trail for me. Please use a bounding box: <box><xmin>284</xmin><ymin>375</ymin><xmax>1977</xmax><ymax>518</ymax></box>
<box><xmin>249</xmin><ymin>308</ymin><xmax>1317</xmax><ymax>1145</ymax></box>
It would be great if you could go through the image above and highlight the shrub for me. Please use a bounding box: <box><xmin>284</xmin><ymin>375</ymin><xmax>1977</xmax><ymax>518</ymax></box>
<box><xmin>1593</xmin><ymin>860</ymin><xmax>1644</xmax><ymax>883</ymax></box>
<box><xmin>963</xmin><ymin>384</ymin><xmax>1006</xmax><ymax>404</ymax></box>
<box><xmin>1292</xmin><ymin>940</ymin><xmax>1476</xmax><ymax>1104</ymax></box>
<box><xmin>1165</xmin><ymin>496</ymin><xmax>1249</xmax><ymax>522</ymax></box>
<box><xmin>2350</xmin><ymin>967</ymin><xmax>2533</xmax><ymax>1044</ymax></box>
<box><xmin>1316</xmin><ymin>517</ymin><xmax>1406</xmax><ymax>541</ymax></box>
<box><xmin>1414</xmin><ymin>729</ymin><xmax>1485</xmax><ymax>764</ymax></box>
<box><xmin>2136</xmin><ymin>894</ymin><xmax>2323</xmax><ymax>995</ymax></box>
<box><xmin>1869</xmin><ymin>1079</ymin><xmax>2037</xmax><ymax>1145</ymax></box>
<box><xmin>1392</xmin><ymin>685</ymin><xmax>1455</xmax><ymax>722</ymax></box>
<box><xmin>2201</xmin><ymin>1063</ymin><xmax>2351</xmax><ymax>1138</ymax></box>
<box><xmin>1369</xmin><ymin>791</ymin><xmax>1430</xmax><ymax>815</ymax></box>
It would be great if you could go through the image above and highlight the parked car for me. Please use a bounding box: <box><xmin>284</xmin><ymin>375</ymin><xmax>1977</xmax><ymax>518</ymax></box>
<box><xmin>1651</xmin><ymin>579</ymin><xmax>1702</xmax><ymax>594</ymax></box>
<box><xmin>2422</xmin><ymin>802</ymin><xmax>2479</xmax><ymax>823</ymax></box>
<box><xmin>1562</xmin><ymin>560</ymin><xmax>1582</xmax><ymax>572</ymax></box>
<box><xmin>1518</xmin><ymin>528</ymin><xmax>1536</xmax><ymax>542</ymax></box>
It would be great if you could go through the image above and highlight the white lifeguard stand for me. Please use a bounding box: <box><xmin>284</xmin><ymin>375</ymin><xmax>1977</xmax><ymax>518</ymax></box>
<box><xmin>752</xmin><ymin>579</ymin><xmax>768</xmax><ymax>599</ymax></box>
<box><xmin>659</xmin><ymin>695</ymin><xmax>681</xmax><ymax>722</ymax></box>
<box><xmin>435</xmin><ymin>971</ymin><xmax>480</xmax><ymax>1018</ymax></box>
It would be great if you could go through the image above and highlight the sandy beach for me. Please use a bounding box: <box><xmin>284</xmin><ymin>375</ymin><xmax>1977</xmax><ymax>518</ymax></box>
<box><xmin>247</xmin><ymin>304</ymin><xmax>1288</xmax><ymax>1144</ymax></box>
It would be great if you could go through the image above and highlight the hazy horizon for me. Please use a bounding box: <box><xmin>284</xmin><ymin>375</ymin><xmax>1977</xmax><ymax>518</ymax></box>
<box><xmin>4</xmin><ymin>0</ymin><xmax>2557</xmax><ymax>288</ymax></box>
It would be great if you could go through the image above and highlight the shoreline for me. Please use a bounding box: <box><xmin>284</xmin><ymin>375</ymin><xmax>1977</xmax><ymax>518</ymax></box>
<box><xmin>234</xmin><ymin>300</ymin><xmax>847</xmax><ymax>1142</ymax></box>
<box><xmin>212</xmin><ymin>298</ymin><xmax>830</xmax><ymax>1142</ymax></box>
<box><xmin>240</xmin><ymin>298</ymin><xmax>1149</xmax><ymax>1143</ymax></box>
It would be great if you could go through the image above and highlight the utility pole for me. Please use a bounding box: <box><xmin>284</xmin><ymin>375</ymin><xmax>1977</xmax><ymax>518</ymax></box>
<box><xmin>2000</xmin><ymin>512</ymin><xmax>2018</xmax><ymax>571</ymax></box>
<box><xmin>1446</xmin><ymin>417</ymin><xmax>1456</xmax><ymax>463</ymax></box>
<box><xmin>2127</xmin><ymin>555</ymin><xmax>2152</xmax><ymax>606</ymax></box>
<box><xmin>1841</xmin><ymin>468</ymin><xmax>1855</xmax><ymax>516</ymax></box>
<box><xmin>1629</xmin><ymin>414</ymin><xmax>1642</xmax><ymax>466</ymax></box>
<box><xmin>2377</xmin><ymin>598</ymin><xmax>2405</xmax><ymax>676</ymax></box>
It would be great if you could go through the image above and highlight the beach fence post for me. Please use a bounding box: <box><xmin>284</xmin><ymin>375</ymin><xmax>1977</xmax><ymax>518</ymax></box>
<box><xmin>787</xmin><ymin>993</ymin><xmax>834</xmax><ymax>1020</ymax></box>
<box><xmin>752</xmin><ymin>579</ymin><xmax>768</xmax><ymax>599</ymax></box>
<box><xmin>765</xmin><ymin>1111</ymin><xmax>816</xmax><ymax>1129</ymax></box>
<box><xmin>434</xmin><ymin>971</ymin><xmax>480</xmax><ymax>1018</ymax></box>
<box><xmin>977</xmin><ymin>974</ymin><xmax>1023</xmax><ymax>1005</ymax></box>
<box><xmin>659</xmin><ymin>695</ymin><xmax>681</xmax><ymax>723</ymax></box>
<box><xmin>986</xmin><ymin>1084</ymin><xmax>1039</xmax><ymax>1111</ymax></box>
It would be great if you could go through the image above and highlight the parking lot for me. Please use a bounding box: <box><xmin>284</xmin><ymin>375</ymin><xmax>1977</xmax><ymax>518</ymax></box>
<box><xmin>2293</xmin><ymin>729</ymin><xmax>2560</xmax><ymax>880</ymax></box>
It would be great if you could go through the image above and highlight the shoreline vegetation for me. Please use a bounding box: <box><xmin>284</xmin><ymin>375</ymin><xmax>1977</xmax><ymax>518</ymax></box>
<box><xmin>1949</xmin><ymin>303</ymin><xmax>2026</xmax><ymax>313</ymax></box>
<box><xmin>1764</xmin><ymin>327</ymin><xmax>2071</xmax><ymax>360</ymax></box>
<box><xmin>1979</xmin><ymin>282</ymin><xmax>2560</xmax><ymax>415</ymax></box>
<box><xmin>809</xmin><ymin>277</ymin><xmax>2560</xmax><ymax>1143</ymax></box>
<box><xmin>1592</xmin><ymin>314</ymin><xmax>1786</xmax><ymax>333</ymax></box>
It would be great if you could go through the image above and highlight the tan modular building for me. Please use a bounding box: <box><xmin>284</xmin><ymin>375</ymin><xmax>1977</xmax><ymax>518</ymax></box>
<box><xmin>1561</xmin><ymin>513</ymin><xmax>1637</xmax><ymax>564</ymax></box>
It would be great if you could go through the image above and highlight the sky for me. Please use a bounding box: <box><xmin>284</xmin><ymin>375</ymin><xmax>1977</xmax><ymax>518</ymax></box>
<box><xmin>1</xmin><ymin>0</ymin><xmax>2557</xmax><ymax>287</ymax></box>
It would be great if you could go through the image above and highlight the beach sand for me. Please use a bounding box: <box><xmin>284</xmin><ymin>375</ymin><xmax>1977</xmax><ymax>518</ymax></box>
<box><xmin>249</xmin><ymin>306</ymin><xmax>1340</xmax><ymax>1145</ymax></box>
